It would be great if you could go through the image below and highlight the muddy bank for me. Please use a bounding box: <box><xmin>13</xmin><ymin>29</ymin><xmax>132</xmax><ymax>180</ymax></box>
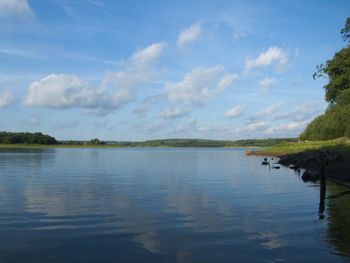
<box><xmin>277</xmin><ymin>151</ymin><xmax>350</xmax><ymax>182</ymax></box>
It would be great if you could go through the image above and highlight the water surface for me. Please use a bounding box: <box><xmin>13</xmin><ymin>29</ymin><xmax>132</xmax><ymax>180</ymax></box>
<box><xmin>0</xmin><ymin>148</ymin><xmax>349</xmax><ymax>262</ymax></box>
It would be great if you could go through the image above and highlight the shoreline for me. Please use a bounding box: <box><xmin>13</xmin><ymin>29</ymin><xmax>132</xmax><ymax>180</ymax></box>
<box><xmin>0</xmin><ymin>144</ymin><xmax>262</xmax><ymax>149</ymax></box>
<box><xmin>251</xmin><ymin>139</ymin><xmax>350</xmax><ymax>183</ymax></box>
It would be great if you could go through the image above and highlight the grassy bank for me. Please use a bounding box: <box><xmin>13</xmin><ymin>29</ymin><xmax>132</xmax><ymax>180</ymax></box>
<box><xmin>254</xmin><ymin>138</ymin><xmax>350</xmax><ymax>182</ymax></box>
<box><xmin>254</xmin><ymin>139</ymin><xmax>350</xmax><ymax>157</ymax></box>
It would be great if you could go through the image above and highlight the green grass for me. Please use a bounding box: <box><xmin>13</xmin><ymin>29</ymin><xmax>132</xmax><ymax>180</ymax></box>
<box><xmin>255</xmin><ymin>138</ymin><xmax>350</xmax><ymax>157</ymax></box>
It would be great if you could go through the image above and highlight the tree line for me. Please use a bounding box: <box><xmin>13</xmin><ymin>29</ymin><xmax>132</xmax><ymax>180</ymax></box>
<box><xmin>300</xmin><ymin>18</ymin><xmax>350</xmax><ymax>140</ymax></box>
<box><xmin>0</xmin><ymin>132</ymin><xmax>57</xmax><ymax>145</ymax></box>
<box><xmin>110</xmin><ymin>138</ymin><xmax>297</xmax><ymax>147</ymax></box>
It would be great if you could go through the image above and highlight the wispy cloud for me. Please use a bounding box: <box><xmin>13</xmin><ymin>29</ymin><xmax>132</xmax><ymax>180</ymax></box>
<box><xmin>161</xmin><ymin>107</ymin><xmax>190</xmax><ymax>120</ymax></box>
<box><xmin>133</xmin><ymin>95</ymin><xmax>164</xmax><ymax>116</ymax></box>
<box><xmin>0</xmin><ymin>47</ymin><xmax>46</xmax><ymax>59</ymax></box>
<box><xmin>165</xmin><ymin>65</ymin><xmax>237</xmax><ymax>106</ymax></box>
<box><xmin>0</xmin><ymin>0</ymin><xmax>34</xmax><ymax>19</ymax></box>
<box><xmin>248</xmin><ymin>101</ymin><xmax>285</xmax><ymax>122</ymax></box>
<box><xmin>177</xmin><ymin>22</ymin><xmax>202</xmax><ymax>48</ymax></box>
<box><xmin>0</xmin><ymin>90</ymin><xmax>16</xmax><ymax>108</ymax></box>
<box><xmin>163</xmin><ymin>65</ymin><xmax>237</xmax><ymax>118</ymax></box>
<box><xmin>273</xmin><ymin>102</ymin><xmax>324</xmax><ymax>122</ymax></box>
<box><xmin>225</xmin><ymin>105</ymin><xmax>244</xmax><ymax>118</ymax></box>
<box><xmin>245</xmin><ymin>47</ymin><xmax>288</xmax><ymax>74</ymax></box>
<box><xmin>259</xmin><ymin>77</ymin><xmax>276</xmax><ymax>92</ymax></box>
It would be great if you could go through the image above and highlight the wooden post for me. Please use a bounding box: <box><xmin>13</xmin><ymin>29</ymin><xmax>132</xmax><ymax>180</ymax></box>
<box><xmin>318</xmin><ymin>164</ymin><xmax>326</xmax><ymax>219</ymax></box>
<box><xmin>318</xmin><ymin>153</ymin><xmax>328</xmax><ymax>220</ymax></box>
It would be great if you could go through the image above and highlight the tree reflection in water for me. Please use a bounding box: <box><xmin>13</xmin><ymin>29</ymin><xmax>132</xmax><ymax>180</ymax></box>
<box><xmin>324</xmin><ymin>181</ymin><xmax>350</xmax><ymax>258</ymax></box>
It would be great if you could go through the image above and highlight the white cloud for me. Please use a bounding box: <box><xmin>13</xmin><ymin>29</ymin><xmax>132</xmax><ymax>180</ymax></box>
<box><xmin>248</xmin><ymin>101</ymin><xmax>285</xmax><ymax>122</ymax></box>
<box><xmin>245</xmin><ymin>47</ymin><xmax>288</xmax><ymax>73</ymax></box>
<box><xmin>24</xmin><ymin>42</ymin><xmax>166</xmax><ymax>115</ymax></box>
<box><xmin>273</xmin><ymin>102</ymin><xmax>325</xmax><ymax>122</ymax></box>
<box><xmin>131</xmin><ymin>42</ymin><xmax>165</xmax><ymax>65</ymax></box>
<box><xmin>161</xmin><ymin>107</ymin><xmax>190</xmax><ymax>119</ymax></box>
<box><xmin>233</xmin><ymin>31</ymin><xmax>247</xmax><ymax>40</ymax></box>
<box><xmin>259</xmin><ymin>77</ymin><xmax>276</xmax><ymax>92</ymax></box>
<box><xmin>0</xmin><ymin>48</ymin><xmax>46</xmax><ymax>59</ymax></box>
<box><xmin>0</xmin><ymin>90</ymin><xmax>16</xmax><ymax>108</ymax></box>
<box><xmin>225</xmin><ymin>105</ymin><xmax>244</xmax><ymax>118</ymax></box>
<box><xmin>239</xmin><ymin>121</ymin><xmax>269</xmax><ymax>133</ymax></box>
<box><xmin>134</xmin><ymin>95</ymin><xmax>164</xmax><ymax>116</ymax></box>
<box><xmin>177</xmin><ymin>22</ymin><xmax>202</xmax><ymax>47</ymax></box>
<box><xmin>265</xmin><ymin>120</ymin><xmax>310</xmax><ymax>136</ymax></box>
<box><xmin>0</xmin><ymin>0</ymin><xmax>34</xmax><ymax>19</ymax></box>
<box><xmin>218</xmin><ymin>73</ymin><xmax>238</xmax><ymax>90</ymax></box>
<box><xmin>167</xmin><ymin>118</ymin><xmax>197</xmax><ymax>136</ymax></box>
<box><xmin>165</xmin><ymin>65</ymin><xmax>236</xmax><ymax>106</ymax></box>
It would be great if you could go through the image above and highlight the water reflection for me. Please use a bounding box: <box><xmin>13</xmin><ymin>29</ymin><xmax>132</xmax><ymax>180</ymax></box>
<box><xmin>0</xmin><ymin>148</ymin><xmax>349</xmax><ymax>262</ymax></box>
<box><xmin>325</xmin><ymin>182</ymin><xmax>350</xmax><ymax>257</ymax></box>
<box><xmin>318</xmin><ymin>167</ymin><xmax>326</xmax><ymax>220</ymax></box>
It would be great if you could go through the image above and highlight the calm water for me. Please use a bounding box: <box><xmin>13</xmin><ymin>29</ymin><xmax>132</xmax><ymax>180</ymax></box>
<box><xmin>0</xmin><ymin>148</ymin><xmax>349</xmax><ymax>262</ymax></box>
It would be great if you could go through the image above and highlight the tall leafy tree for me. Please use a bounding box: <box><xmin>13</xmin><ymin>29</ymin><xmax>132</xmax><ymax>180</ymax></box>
<box><xmin>301</xmin><ymin>18</ymin><xmax>350</xmax><ymax>140</ymax></box>
<box><xmin>313</xmin><ymin>18</ymin><xmax>350</xmax><ymax>104</ymax></box>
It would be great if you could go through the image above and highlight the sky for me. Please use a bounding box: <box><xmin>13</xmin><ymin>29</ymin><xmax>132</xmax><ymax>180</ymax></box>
<box><xmin>0</xmin><ymin>0</ymin><xmax>349</xmax><ymax>141</ymax></box>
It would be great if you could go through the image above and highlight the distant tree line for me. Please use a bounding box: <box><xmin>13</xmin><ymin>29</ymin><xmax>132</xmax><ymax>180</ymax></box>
<box><xmin>61</xmin><ymin>138</ymin><xmax>105</xmax><ymax>145</ymax></box>
<box><xmin>0</xmin><ymin>132</ymin><xmax>57</xmax><ymax>144</ymax></box>
<box><xmin>106</xmin><ymin>138</ymin><xmax>297</xmax><ymax>147</ymax></box>
<box><xmin>300</xmin><ymin>18</ymin><xmax>350</xmax><ymax>140</ymax></box>
<box><xmin>0</xmin><ymin>131</ymin><xmax>296</xmax><ymax>147</ymax></box>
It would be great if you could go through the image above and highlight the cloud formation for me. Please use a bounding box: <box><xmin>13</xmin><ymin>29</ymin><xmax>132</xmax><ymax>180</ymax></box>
<box><xmin>133</xmin><ymin>95</ymin><xmax>164</xmax><ymax>116</ymax></box>
<box><xmin>162</xmin><ymin>65</ymin><xmax>237</xmax><ymax>119</ymax></box>
<box><xmin>265</xmin><ymin>120</ymin><xmax>310</xmax><ymax>136</ymax></box>
<box><xmin>273</xmin><ymin>102</ymin><xmax>324</xmax><ymax>122</ymax></box>
<box><xmin>245</xmin><ymin>47</ymin><xmax>288</xmax><ymax>73</ymax></box>
<box><xmin>259</xmin><ymin>77</ymin><xmax>276</xmax><ymax>92</ymax></box>
<box><xmin>24</xmin><ymin>42</ymin><xmax>166</xmax><ymax>115</ymax></box>
<box><xmin>0</xmin><ymin>90</ymin><xmax>16</xmax><ymax>108</ymax></box>
<box><xmin>0</xmin><ymin>0</ymin><xmax>34</xmax><ymax>19</ymax></box>
<box><xmin>177</xmin><ymin>22</ymin><xmax>202</xmax><ymax>47</ymax></box>
<box><xmin>225</xmin><ymin>105</ymin><xmax>244</xmax><ymax>118</ymax></box>
<box><xmin>248</xmin><ymin>101</ymin><xmax>285</xmax><ymax>122</ymax></box>
<box><xmin>165</xmin><ymin>65</ymin><xmax>237</xmax><ymax>106</ymax></box>
<box><xmin>161</xmin><ymin>107</ymin><xmax>190</xmax><ymax>119</ymax></box>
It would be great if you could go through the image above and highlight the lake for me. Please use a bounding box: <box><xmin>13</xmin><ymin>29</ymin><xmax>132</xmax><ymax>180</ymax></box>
<box><xmin>0</xmin><ymin>148</ymin><xmax>349</xmax><ymax>262</ymax></box>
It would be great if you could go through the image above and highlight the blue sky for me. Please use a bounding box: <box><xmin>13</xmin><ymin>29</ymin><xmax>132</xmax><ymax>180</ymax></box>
<box><xmin>0</xmin><ymin>0</ymin><xmax>349</xmax><ymax>141</ymax></box>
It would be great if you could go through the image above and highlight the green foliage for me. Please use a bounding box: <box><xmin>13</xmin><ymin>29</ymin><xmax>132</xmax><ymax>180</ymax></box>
<box><xmin>108</xmin><ymin>138</ymin><xmax>297</xmax><ymax>147</ymax></box>
<box><xmin>302</xmin><ymin>18</ymin><xmax>350</xmax><ymax>140</ymax></box>
<box><xmin>0</xmin><ymin>132</ymin><xmax>57</xmax><ymax>145</ymax></box>
<box><xmin>89</xmin><ymin>138</ymin><xmax>105</xmax><ymax>145</ymax></box>
<box><xmin>61</xmin><ymin>139</ymin><xmax>105</xmax><ymax>145</ymax></box>
<box><xmin>300</xmin><ymin>103</ymin><xmax>350</xmax><ymax>140</ymax></box>
<box><xmin>341</xmin><ymin>17</ymin><xmax>350</xmax><ymax>42</ymax></box>
<box><xmin>320</xmin><ymin>47</ymin><xmax>350</xmax><ymax>103</ymax></box>
<box><xmin>256</xmin><ymin>138</ymin><xmax>350</xmax><ymax>156</ymax></box>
